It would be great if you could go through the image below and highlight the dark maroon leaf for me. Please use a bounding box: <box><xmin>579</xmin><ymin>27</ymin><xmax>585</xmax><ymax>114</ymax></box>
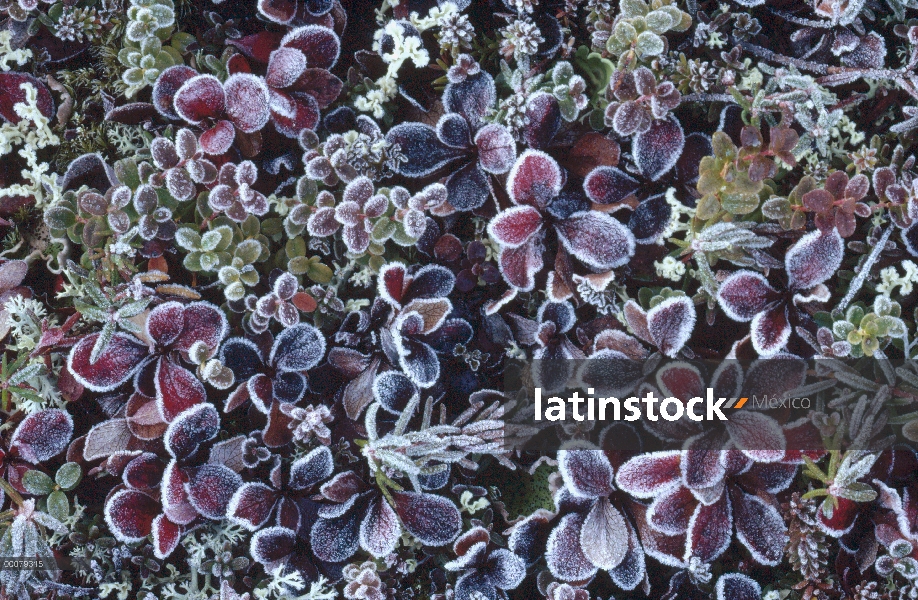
<box><xmin>387</xmin><ymin>123</ymin><xmax>465</xmax><ymax>177</ymax></box>
<box><xmin>165</xmin><ymin>403</ymin><xmax>220</xmax><ymax>459</ymax></box>
<box><xmin>443</xmin><ymin>71</ymin><xmax>495</xmax><ymax>129</ymax></box>
<box><xmin>392</xmin><ymin>491</ymin><xmax>462</xmax><ymax>546</ymax></box>
<box><xmin>584</xmin><ymin>166</ymin><xmax>639</xmax><ymax>205</ymax></box>
<box><xmin>280</xmin><ymin>25</ymin><xmax>340</xmax><ymax>70</ymax></box>
<box><xmin>67</xmin><ymin>333</ymin><xmax>148</xmax><ymax>392</ymax></box>
<box><xmin>11</xmin><ymin>409</ymin><xmax>73</xmax><ymax>463</ymax></box>
<box><xmin>629</xmin><ymin>193</ymin><xmax>672</xmax><ymax>244</ymax></box>
<box><xmin>0</xmin><ymin>72</ymin><xmax>54</xmax><ymax>123</ymax></box>
<box><xmin>186</xmin><ymin>464</ymin><xmax>243</xmax><ymax>519</ymax></box>
<box><xmin>633</xmin><ymin>115</ymin><xmax>685</xmax><ymax>181</ymax></box>
<box><xmin>105</xmin><ymin>489</ymin><xmax>159</xmax><ymax>542</ymax></box>
<box><xmin>524</xmin><ymin>92</ymin><xmax>561</xmax><ymax>150</ymax></box>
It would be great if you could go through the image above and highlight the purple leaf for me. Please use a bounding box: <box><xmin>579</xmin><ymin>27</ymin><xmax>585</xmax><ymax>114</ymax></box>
<box><xmin>630</xmin><ymin>193</ymin><xmax>672</xmax><ymax>244</ymax></box>
<box><xmin>228</xmin><ymin>483</ymin><xmax>278</xmax><ymax>530</ymax></box>
<box><xmin>392</xmin><ymin>491</ymin><xmax>462</xmax><ymax>546</ymax></box>
<box><xmin>488</xmin><ymin>206</ymin><xmax>543</xmax><ymax>248</ymax></box>
<box><xmin>724</xmin><ymin>411</ymin><xmax>786</xmax><ymax>463</ymax></box>
<box><xmin>311</xmin><ymin>509</ymin><xmax>361</xmax><ymax>562</ymax></box>
<box><xmin>498</xmin><ymin>238</ymin><xmax>544</xmax><ymax>291</ymax></box>
<box><xmin>445</xmin><ymin>161</ymin><xmax>490</xmax><ymax>211</ymax></box>
<box><xmin>554</xmin><ymin>211</ymin><xmax>635</xmax><ymax>270</ymax></box>
<box><xmin>646</xmin><ymin>296</ymin><xmax>695</xmax><ymax>358</ymax></box>
<box><xmin>716</xmin><ymin>272</ymin><xmax>778</xmax><ymax>322</ymax></box>
<box><xmin>507</xmin><ymin>150</ymin><xmax>562</xmax><ymax>209</ymax></box>
<box><xmin>558</xmin><ymin>449</ymin><xmax>615</xmax><ymax>498</ymax></box>
<box><xmin>373</xmin><ymin>371</ymin><xmax>418</xmax><ymax>414</ymax></box>
<box><xmin>633</xmin><ymin>115</ymin><xmax>685</xmax><ymax>181</ymax></box>
<box><xmin>524</xmin><ymin>92</ymin><xmax>561</xmax><ymax>150</ymax></box>
<box><xmin>186</xmin><ymin>464</ymin><xmax>243</xmax><ymax>519</ymax></box>
<box><xmin>733</xmin><ymin>492</ymin><xmax>787</xmax><ymax>565</ymax></box>
<box><xmin>105</xmin><ymin>489</ymin><xmax>159</xmax><ymax>542</ymax></box>
<box><xmin>251</xmin><ymin>526</ymin><xmax>296</xmax><ymax>565</ymax></box>
<box><xmin>648</xmin><ymin>484</ymin><xmax>694</xmax><ymax>535</ymax></box>
<box><xmin>155</xmin><ymin>355</ymin><xmax>206</xmax><ymax>422</ymax></box>
<box><xmin>583</xmin><ymin>166</ymin><xmax>639</xmax><ymax>205</ymax></box>
<box><xmin>387</xmin><ymin>123</ymin><xmax>465</xmax><ymax>178</ymax></box>
<box><xmin>289</xmin><ymin>446</ymin><xmax>333</xmax><ymax>490</ymax></box>
<box><xmin>224</xmin><ymin>73</ymin><xmax>271</xmax><ymax>134</ymax></box>
<box><xmin>165</xmin><ymin>403</ymin><xmax>220</xmax><ymax>459</ymax></box>
<box><xmin>437</xmin><ymin>113</ymin><xmax>472</xmax><ymax>148</ymax></box>
<box><xmin>443</xmin><ymin>71</ymin><xmax>495</xmax><ymax>129</ymax></box>
<box><xmin>270</xmin><ymin>323</ymin><xmax>326</xmax><ymax>372</ymax></box>
<box><xmin>616</xmin><ymin>451</ymin><xmax>682</xmax><ymax>498</ymax></box>
<box><xmin>403</xmin><ymin>264</ymin><xmax>455</xmax><ymax>302</ymax></box>
<box><xmin>751</xmin><ymin>305</ymin><xmax>791</xmax><ymax>357</ymax></box>
<box><xmin>716</xmin><ymin>574</ymin><xmax>762</xmax><ymax>600</ymax></box>
<box><xmin>67</xmin><ymin>333</ymin><xmax>148</xmax><ymax>392</ymax></box>
<box><xmin>123</xmin><ymin>453</ymin><xmax>166</xmax><ymax>490</ymax></box>
<box><xmin>475</xmin><ymin>123</ymin><xmax>516</xmax><ymax>174</ymax></box>
<box><xmin>174</xmin><ymin>75</ymin><xmax>225</xmax><ymax>124</ymax></box>
<box><xmin>11</xmin><ymin>409</ymin><xmax>73</xmax><ymax>464</ymax></box>
<box><xmin>360</xmin><ymin>497</ymin><xmax>400</xmax><ymax>558</ymax></box>
<box><xmin>686</xmin><ymin>493</ymin><xmax>732</xmax><ymax>563</ymax></box>
<box><xmin>152</xmin><ymin>515</ymin><xmax>181</xmax><ymax>559</ymax></box>
<box><xmin>785</xmin><ymin>228</ymin><xmax>844</xmax><ymax>290</ymax></box>
<box><xmin>546</xmin><ymin>514</ymin><xmax>598</xmax><ymax>581</ymax></box>
<box><xmin>280</xmin><ymin>25</ymin><xmax>340</xmax><ymax>70</ymax></box>
<box><xmin>153</xmin><ymin>66</ymin><xmax>198</xmax><ymax>120</ymax></box>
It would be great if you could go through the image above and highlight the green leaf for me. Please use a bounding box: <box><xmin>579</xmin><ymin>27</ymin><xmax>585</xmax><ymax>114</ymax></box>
<box><xmin>306</xmin><ymin>261</ymin><xmax>333</xmax><ymax>284</ymax></box>
<box><xmin>634</xmin><ymin>31</ymin><xmax>665</xmax><ymax>58</ymax></box>
<box><xmin>235</xmin><ymin>239</ymin><xmax>262</xmax><ymax>264</ymax></box>
<box><xmin>91</xmin><ymin>323</ymin><xmax>116</xmax><ymax>364</ymax></box>
<box><xmin>288</xmin><ymin>255</ymin><xmax>310</xmax><ymax>275</ymax></box>
<box><xmin>200</xmin><ymin>229</ymin><xmax>222</xmax><ymax>252</ymax></box>
<box><xmin>55</xmin><ymin>463</ymin><xmax>82</xmax><ymax>491</ymax></box>
<box><xmin>47</xmin><ymin>490</ymin><xmax>69</xmax><ymax>522</ymax></box>
<box><xmin>44</xmin><ymin>206</ymin><xmax>76</xmax><ymax>230</ymax></box>
<box><xmin>22</xmin><ymin>470</ymin><xmax>54</xmax><ymax>495</ymax></box>
<box><xmin>175</xmin><ymin>227</ymin><xmax>201</xmax><ymax>251</ymax></box>
<box><xmin>371</xmin><ymin>218</ymin><xmax>397</xmax><ymax>242</ymax></box>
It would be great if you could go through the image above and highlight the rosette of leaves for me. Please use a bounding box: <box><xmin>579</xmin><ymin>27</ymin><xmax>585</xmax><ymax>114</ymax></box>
<box><xmin>215</xmin><ymin>216</ymin><xmax>270</xmax><ymax>301</ymax></box>
<box><xmin>175</xmin><ymin>224</ymin><xmax>233</xmax><ymax>273</ymax></box>
<box><xmin>696</xmin><ymin>131</ymin><xmax>766</xmax><ymax>221</ymax></box>
<box><xmin>801</xmin><ymin>451</ymin><xmax>878</xmax><ymax>526</ymax></box>
<box><xmin>72</xmin><ymin>282</ymin><xmax>152</xmax><ymax>362</ymax></box>
<box><xmin>120</xmin><ymin>37</ymin><xmax>182</xmax><ymax>98</ymax></box>
<box><xmin>21</xmin><ymin>462</ymin><xmax>81</xmax><ymax>523</ymax></box>
<box><xmin>45</xmin><ymin>186</ymin><xmax>140</xmax><ymax>266</ymax></box>
<box><xmin>762</xmin><ymin>176</ymin><xmax>815</xmax><ymax>231</ymax></box>
<box><xmin>824</xmin><ymin>296</ymin><xmax>906</xmax><ymax>358</ymax></box>
<box><xmin>280</xmin><ymin>236</ymin><xmax>333</xmax><ymax>284</ymax></box>
<box><xmin>549</xmin><ymin>61</ymin><xmax>588</xmax><ymax>122</ymax></box>
<box><xmin>604</xmin><ymin>0</ymin><xmax>691</xmax><ymax>69</ymax></box>
<box><xmin>0</xmin><ymin>352</ymin><xmax>46</xmax><ymax>410</ymax></box>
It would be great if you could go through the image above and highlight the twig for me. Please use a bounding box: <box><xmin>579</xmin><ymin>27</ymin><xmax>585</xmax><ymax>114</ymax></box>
<box><xmin>838</xmin><ymin>225</ymin><xmax>892</xmax><ymax>311</ymax></box>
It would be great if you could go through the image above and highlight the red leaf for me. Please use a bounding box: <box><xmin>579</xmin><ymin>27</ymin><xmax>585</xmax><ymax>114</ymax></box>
<box><xmin>152</xmin><ymin>515</ymin><xmax>181</xmax><ymax>559</ymax></box>
<box><xmin>686</xmin><ymin>492</ymin><xmax>732</xmax><ymax>562</ymax></box>
<box><xmin>153</xmin><ymin>66</ymin><xmax>198</xmax><ymax>120</ymax></box>
<box><xmin>11</xmin><ymin>409</ymin><xmax>73</xmax><ymax>464</ymax></box>
<box><xmin>229</xmin><ymin>32</ymin><xmax>286</xmax><ymax>63</ymax></box>
<box><xmin>68</xmin><ymin>333</ymin><xmax>148</xmax><ymax>392</ymax></box>
<box><xmin>0</xmin><ymin>72</ymin><xmax>54</xmax><ymax>123</ymax></box>
<box><xmin>507</xmin><ymin>150</ymin><xmax>562</xmax><ymax>209</ymax></box>
<box><xmin>186</xmin><ymin>464</ymin><xmax>243</xmax><ymax>519</ymax></box>
<box><xmin>199</xmin><ymin>120</ymin><xmax>236</xmax><ymax>155</ymax></box>
<box><xmin>488</xmin><ymin>206</ymin><xmax>543</xmax><ymax>248</ymax></box>
<box><xmin>281</xmin><ymin>25</ymin><xmax>340</xmax><ymax>70</ymax></box>
<box><xmin>633</xmin><ymin>115</ymin><xmax>684</xmax><ymax>181</ymax></box>
<box><xmin>554</xmin><ymin>211</ymin><xmax>635</xmax><ymax>270</ymax></box>
<box><xmin>174</xmin><ymin>75</ymin><xmax>226</xmax><ymax>124</ymax></box>
<box><xmin>105</xmin><ymin>489</ymin><xmax>159</xmax><ymax>542</ymax></box>
<box><xmin>228</xmin><ymin>482</ymin><xmax>279</xmax><ymax>530</ymax></box>
<box><xmin>716</xmin><ymin>271</ymin><xmax>778</xmax><ymax>322</ymax></box>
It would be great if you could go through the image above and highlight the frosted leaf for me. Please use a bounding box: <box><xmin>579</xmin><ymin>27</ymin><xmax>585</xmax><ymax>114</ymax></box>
<box><xmin>266</xmin><ymin>47</ymin><xmax>308</xmax><ymax>89</ymax></box>
<box><xmin>445</xmin><ymin>161</ymin><xmax>490</xmax><ymax>211</ymax></box>
<box><xmin>104</xmin><ymin>489</ymin><xmax>159</xmax><ymax>542</ymax></box>
<box><xmin>373</xmin><ymin>371</ymin><xmax>418</xmax><ymax>414</ymax></box>
<box><xmin>817</xmin><ymin>496</ymin><xmax>858</xmax><ymax>536</ymax></box>
<box><xmin>166</xmin><ymin>167</ymin><xmax>196</xmax><ymax>201</ymax></box>
<box><xmin>173</xmin><ymin>301</ymin><xmax>228</xmax><ymax>354</ymax></box>
<box><xmin>554</xmin><ymin>211</ymin><xmax>635</xmax><ymax>270</ymax></box>
<box><xmin>199</xmin><ymin>120</ymin><xmax>236</xmax><ymax>155</ymax></box>
<box><xmin>289</xmin><ymin>446</ymin><xmax>333</xmax><ymax>490</ymax></box>
<box><xmin>546</xmin><ymin>513</ymin><xmax>598</xmax><ymax>581</ymax></box>
<box><xmin>153</xmin><ymin>66</ymin><xmax>197</xmax><ymax>120</ymax></box>
<box><xmin>152</xmin><ymin>515</ymin><xmax>181</xmax><ymax>559</ymax></box>
<box><xmin>67</xmin><ymin>333</ymin><xmax>148</xmax><ymax>392</ymax></box>
<box><xmin>559</xmin><ymin>450</ymin><xmax>615</xmax><ymax>500</ymax></box>
<box><xmin>581</xmin><ymin>497</ymin><xmax>629</xmax><ymax>570</ymax></box>
<box><xmin>716</xmin><ymin>573</ymin><xmax>762</xmax><ymax>600</ymax></box>
<box><xmin>647</xmin><ymin>484</ymin><xmax>694</xmax><ymax>535</ymax></box>
<box><xmin>60</xmin><ymin>152</ymin><xmax>118</xmax><ymax>192</ymax></box>
<box><xmin>584</xmin><ymin>166</ymin><xmax>639</xmax><ymax>205</ymax></box>
<box><xmin>475</xmin><ymin>124</ymin><xmax>516</xmax><ymax>174</ymax></box>
<box><xmin>404</xmin><ymin>264</ymin><xmax>455</xmax><ymax>301</ymax></box>
<box><xmin>123</xmin><ymin>452</ymin><xmax>165</xmax><ymax>489</ymax></box>
<box><xmin>616</xmin><ymin>452</ymin><xmax>681</xmax><ymax>498</ymax></box>
<box><xmin>683</xmin><ymin>431</ymin><xmax>727</xmax><ymax>490</ymax></box>
<box><xmin>633</xmin><ymin>115</ymin><xmax>684</xmax><ymax>181</ymax></box>
<box><xmin>443</xmin><ymin>71</ymin><xmax>495</xmax><ymax>129</ymax></box>
<box><xmin>308</xmin><ymin>206</ymin><xmax>340</xmax><ymax>236</ymax></box>
<box><xmin>686</xmin><ymin>492</ymin><xmax>732</xmax><ymax>563</ymax></box>
<box><xmin>162</xmin><ymin>460</ymin><xmax>198</xmax><ymax>525</ymax></box>
<box><xmin>395</xmin><ymin>330</ymin><xmax>440</xmax><ymax>387</ymax></box>
<box><xmin>392</xmin><ymin>491</ymin><xmax>462</xmax><ymax>546</ymax></box>
<box><xmin>498</xmin><ymin>237</ymin><xmax>544</xmax><ymax>291</ymax></box>
<box><xmin>155</xmin><ymin>355</ymin><xmax>206</xmax><ymax>422</ymax></box>
<box><xmin>609</xmin><ymin>520</ymin><xmax>645</xmax><ymax>590</ymax></box>
<box><xmin>165</xmin><ymin>403</ymin><xmax>220</xmax><ymax>459</ymax></box>
<box><xmin>360</xmin><ymin>497</ymin><xmax>400</xmax><ymax>558</ymax></box>
<box><xmin>225</xmin><ymin>73</ymin><xmax>271</xmax><ymax>133</ymax></box>
<box><xmin>280</xmin><ymin>26</ymin><xmax>340</xmax><ymax>70</ymax></box>
<box><xmin>83</xmin><ymin>419</ymin><xmax>133</xmax><ymax>461</ymax></box>
<box><xmin>724</xmin><ymin>411</ymin><xmax>785</xmax><ymax>463</ymax></box>
<box><xmin>507</xmin><ymin>150</ymin><xmax>562</xmax><ymax>208</ymax></box>
<box><xmin>750</xmin><ymin>306</ymin><xmax>791</xmax><ymax>357</ymax></box>
<box><xmin>378</xmin><ymin>262</ymin><xmax>407</xmax><ymax>307</ymax></box>
<box><xmin>734</xmin><ymin>493</ymin><xmax>787</xmax><ymax>565</ymax></box>
<box><xmin>228</xmin><ymin>482</ymin><xmax>278</xmax><ymax>530</ymax></box>
<box><xmin>785</xmin><ymin>228</ymin><xmax>843</xmax><ymax>290</ymax></box>
<box><xmin>251</xmin><ymin>526</ymin><xmax>296</xmax><ymax>565</ymax></box>
<box><xmin>646</xmin><ymin>296</ymin><xmax>695</xmax><ymax>358</ymax></box>
<box><xmin>524</xmin><ymin>92</ymin><xmax>562</xmax><ymax>150</ymax></box>
<box><xmin>11</xmin><ymin>409</ymin><xmax>73</xmax><ymax>464</ymax></box>
<box><xmin>841</xmin><ymin>32</ymin><xmax>886</xmax><ymax>69</ymax></box>
<box><xmin>716</xmin><ymin>271</ymin><xmax>777</xmax><ymax>322</ymax></box>
<box><xmin>186</xmin><ymin>464</ymin><xmax>242</xmax><ymax>519</ymax></box>
<box><xmin>436</xmin><ymin>113</ymin><xmax>471</xmax><ymax>148</ymax></box>
<box><xmin>311</xmin><ymin>510</ymin><xmax>360</xmax><ymax>562</ymax></box>
<box><xmin>387</xmin><ymin>123</ymin><xmax>465</xmax><ymax>178</ymax></box>
<box><xmin>174</xmin><ymin>74</ymin><xmax>225</xmax><ymax>124</ymax></box>
<box><xmin>257</xmin><ymin>0</ymin><xmax>296</xmax><ymax>24</ymax></box>
<box><xmin>151</xmin><ymin>137</ymin><xmax>179</xmax><ymax>169</ymax></box>
<box><xmin>488</xmin><ymin>206</ymin><xmax>543</xmax><ymax>248</ymax></box>
<box><xmin>270</xmin><ymin>323</ymin><xmax>326</xmax><ymax>372</ymax></box>
<box><xmin>296</xmin><ymin>69</ymin><xmax>343</xmax><ymax>109</ymax></box>
<box><xmin>630</xmin><ymin>194</ymin><xmax>672</xmax><ymax>244</ymax></box>
<box><xmin>0</xmin><ymin>72</ymin><xmax>54</xmax><ymax>123</ymax></box>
